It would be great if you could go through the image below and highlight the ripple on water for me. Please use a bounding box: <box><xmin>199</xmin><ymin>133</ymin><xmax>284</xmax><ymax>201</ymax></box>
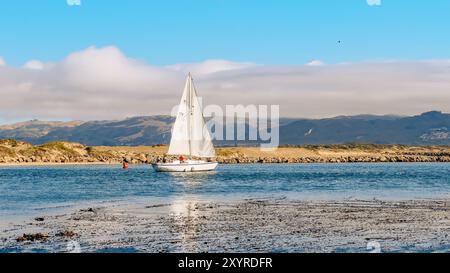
<box><xmin>1</xmin><ymin>163</ymin><xmax>450</xmax><ymax>219</ymax></box>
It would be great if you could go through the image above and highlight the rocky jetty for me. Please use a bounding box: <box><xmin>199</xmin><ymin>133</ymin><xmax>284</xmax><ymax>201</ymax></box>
<box><xmin>0</xmin><ymin>139</ymin><xmax>449</xmax><ymax>165</ymax></box>
<box><xmin>216</xmin><ymin>154</ymin><xmax>450</xmax><ymax>164</ymax></box>
<box><xmin>0</xmin><ymin>139</ymin><xmax>152</xmax><ymax>164</ymax></box>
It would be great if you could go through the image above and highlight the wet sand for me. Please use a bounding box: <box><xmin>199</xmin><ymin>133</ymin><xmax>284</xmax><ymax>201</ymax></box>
<box><xmin>1</xmin><ymin>198</ymin><xmax>450</xmax><ymax>253</ymax></box>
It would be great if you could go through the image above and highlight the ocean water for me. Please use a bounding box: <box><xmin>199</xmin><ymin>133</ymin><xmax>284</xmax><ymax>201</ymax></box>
<box><xmin>1</xmin><ymin>163</ymin><xmax>450</xmax><ymax>220</ymax></box>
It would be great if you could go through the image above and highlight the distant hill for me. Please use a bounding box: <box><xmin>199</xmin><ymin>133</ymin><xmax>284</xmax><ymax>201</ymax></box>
<box><xmin>280</xmin><ymin>111</ymin><xmax>450</xmax><ymax>146</ymax></box>
<box><xmin>0</xmin><ymin>120</ymin><xmax>83</xmax><ymax>139</ymax></box>
<box><xmin>0</xmin><ymin>116</ymin><xmax>173</xmax><ymax>146</ymax></box>
<box><xmin>0</xmin><ymin>111</ymin><xmax>449</xmax><ymax>146</ymax></box>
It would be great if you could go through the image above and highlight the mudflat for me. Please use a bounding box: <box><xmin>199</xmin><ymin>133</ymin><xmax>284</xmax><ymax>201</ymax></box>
<box><xmin>2</xmin><ymin>198</ymin><xmax>449</xmax><ymax>253</ymax></box>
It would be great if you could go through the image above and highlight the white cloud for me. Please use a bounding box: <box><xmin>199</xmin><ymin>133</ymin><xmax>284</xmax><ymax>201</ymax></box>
<box><xmin>167</xmin><ymin>59</ymin><xmax>254</xmax><ymax>75</ymax></box>
<box><xmin>0</xmin><ymin>57</ymin><xmax>5</xmax><ymax>66</ymax></box>
<box><xmin>306</xmin><ymin>60</ymin><xmax>324</xmax><ymax>66</ymax></box>
<box><xmin>67</xmin><ymin>0</ymin><xmax>81</xmax><ymax>6</ymax></box>
<box><xmin>0</xmin><ymin>46</ymin><xmax>449</xmax><ymax>122</ymax></box>
<box><xmin>367</xmin><ymin>0</ymin><xmax>382</xmax><ymax>6</ymax></box>
<box><xmin>23</xmin><ymin>60</ymin><xmax>45</xmax><ymax>70</ymax></box>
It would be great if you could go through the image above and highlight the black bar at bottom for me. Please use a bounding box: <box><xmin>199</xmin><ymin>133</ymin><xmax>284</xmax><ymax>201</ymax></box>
<box><xmin>0</xmin><ymin>253</ymin><xmax>444</xmax><ymax>272</ymax></box>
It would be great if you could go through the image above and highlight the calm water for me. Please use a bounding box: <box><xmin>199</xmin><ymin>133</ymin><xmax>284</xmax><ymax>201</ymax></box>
<box><xmin>1</xmin><ymin>163</ymin><xmax>450</xmax><ymax>220</ymax></box>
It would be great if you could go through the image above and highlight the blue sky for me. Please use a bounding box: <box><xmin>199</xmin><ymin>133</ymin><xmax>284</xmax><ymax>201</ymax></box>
<box><xmin>1</xmin><ymin>1</ymin><xmax>450</xmax><ymax>123</ymax></box>
<box><xmin>1</xmin><ymin>0</ymin><xmax>450</xmax><ymax>66</ymax></box>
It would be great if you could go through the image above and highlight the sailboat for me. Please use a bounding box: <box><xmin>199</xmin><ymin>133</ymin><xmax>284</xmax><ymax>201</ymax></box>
<box><xmin>152</xmin><ymin>73</ymin><xmax>218</xmax><ymax>172</ymax></box>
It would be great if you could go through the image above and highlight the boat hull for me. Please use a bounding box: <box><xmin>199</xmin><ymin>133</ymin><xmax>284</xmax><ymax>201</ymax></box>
<box><xmin>152</xmin><ymin>161</ymin><xmax>218</xmax><ymax>172</ymax></box>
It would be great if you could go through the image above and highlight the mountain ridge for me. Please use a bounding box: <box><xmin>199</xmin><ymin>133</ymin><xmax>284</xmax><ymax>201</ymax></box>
<box><xmin>0</xmin><ymin>111</ymin><xmax>449</xmax><ymax>146</ymax></box>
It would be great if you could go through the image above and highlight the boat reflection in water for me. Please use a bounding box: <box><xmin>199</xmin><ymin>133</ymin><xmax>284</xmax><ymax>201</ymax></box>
<box><xmin>168</xmin><ymin>172</ymin><xmax>216</xmax><ymax>252</ymax></box>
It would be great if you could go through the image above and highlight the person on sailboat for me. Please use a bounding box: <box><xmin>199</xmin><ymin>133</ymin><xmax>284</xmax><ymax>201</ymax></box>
<box><xmin>179</xmin><ymin>155</ymin><xmax>185</xmax><ymax>163</ymax></box>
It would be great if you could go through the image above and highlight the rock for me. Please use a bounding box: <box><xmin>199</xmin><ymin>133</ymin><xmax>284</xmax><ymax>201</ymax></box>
<box><xmin>16</xmin><ymin>233</ymin><xmax>49</xmax><ymax>242</ymax></box>
<box><xmin>56</xmin><ymin>230</ymin><xmax>77</xmax><ymax>238</ymax></box>
<box><xmin>138</xmin><ymin>153</ymin><xmax>147</xmax><ymax>162</ymax></box>
<box><xmin>34</xmin><ymin>217</ymin><xmax>45</xmax><ymax>222</ymax></box>
<box><xmin>379</xmin><ymin>156</ymin><xmax>388</xmax><ymax>162</ymax></box>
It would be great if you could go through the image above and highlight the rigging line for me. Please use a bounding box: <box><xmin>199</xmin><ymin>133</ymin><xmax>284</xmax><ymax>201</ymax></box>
<box><xmin>188</xmin><ymin>74</ymin><xmax>193</xmax><ymax>156</ymax></box>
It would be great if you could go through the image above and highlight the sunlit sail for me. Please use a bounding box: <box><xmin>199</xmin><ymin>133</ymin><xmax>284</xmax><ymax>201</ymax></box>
<box><xmin>152</xmin><ymin>74</ymin><xmax>218</xmax><ymax>172</ymax></box>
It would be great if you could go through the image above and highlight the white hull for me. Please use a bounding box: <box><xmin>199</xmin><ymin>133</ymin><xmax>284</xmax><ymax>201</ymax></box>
<box><xmin>152</xmin><ymin>160</ymin><xmax>218</xmax><ymax>172</ymax></box>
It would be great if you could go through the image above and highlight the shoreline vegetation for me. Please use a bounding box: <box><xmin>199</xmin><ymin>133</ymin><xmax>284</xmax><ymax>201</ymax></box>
<box><xmin>1</xmin><ymin>139</ymin><xmax>450</xmax><ymax>165</ymax></box>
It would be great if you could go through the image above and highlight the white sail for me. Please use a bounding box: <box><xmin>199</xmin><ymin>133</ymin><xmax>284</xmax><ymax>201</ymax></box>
<box><xmin>167</xmin><ymin>78</ymin><xmax>190</xmax><ymax>156</ymax></box>
<box><xmin>167</xmin><ymin>74</ymin><xmax>215</xmax><ymax>158</ymax></box>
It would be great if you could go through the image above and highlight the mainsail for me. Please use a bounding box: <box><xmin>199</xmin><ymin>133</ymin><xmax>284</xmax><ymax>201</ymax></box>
<box><xmin>167</xmin><ymin>74</ymin><xmax>215</xmax><ymax>157</ymax></box>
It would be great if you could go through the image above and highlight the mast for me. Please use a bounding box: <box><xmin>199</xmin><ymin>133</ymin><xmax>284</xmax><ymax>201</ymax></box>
<box><xmin>187</xmin><ymin>73</ymin><xmax>193</xmax><ymax>157</ymax></box>
<box><xmin>167</xmin><ymin>73</ymin><xmax>215</xmax><ymax>158</ymax></box>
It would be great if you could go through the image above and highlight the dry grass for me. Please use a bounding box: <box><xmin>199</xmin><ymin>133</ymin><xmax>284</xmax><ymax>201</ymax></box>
<box><xmin>95</xmin><ymin>145</ymin><xmax>168</xmax><ymax>155</ymax></box>
<box><xmin>91</xmin><ymin>144</ymin><xmax>450</xmax><ymax>158</ymax></box>
<box><xmin>0</xmin><ymin>146</ymin><xmax>16</xmax><ymax>157</ymax></box>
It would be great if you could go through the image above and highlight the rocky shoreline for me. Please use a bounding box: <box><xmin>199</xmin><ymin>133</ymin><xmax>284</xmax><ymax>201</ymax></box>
<box><xmin>1</xmin><ymin>139</ymin><xmax>450</xmax><ymax>165</ymax></box>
